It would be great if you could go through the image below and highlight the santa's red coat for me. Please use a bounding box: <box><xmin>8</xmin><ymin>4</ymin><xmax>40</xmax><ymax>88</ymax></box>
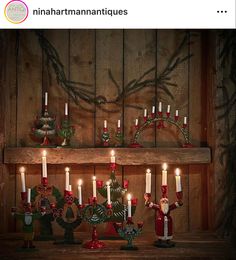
<box><xmin>148</xmin><ymin>202</ymin><xmax>180</xmax><ymax>240</ymax></box>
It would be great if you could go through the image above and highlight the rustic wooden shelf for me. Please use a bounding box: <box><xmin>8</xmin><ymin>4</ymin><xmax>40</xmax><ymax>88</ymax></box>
<box><xmin>4</xmin><ymin>147</ymin><xmax>211</xmax><ymax>165</ymax></box>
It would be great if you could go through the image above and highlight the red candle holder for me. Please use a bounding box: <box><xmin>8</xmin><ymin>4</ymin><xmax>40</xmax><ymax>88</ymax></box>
<box><xmin>110</xmin><ymin>162</ymin><xmax>116</xmax><ymax>171</ymax></box>
<box><xmin>143</xmin><ymin>116</ymin><xmax>148</xmax><ymax>122</ymax></box>
<box><xmin>127</xmin><ymin>217</ymin><xmax>133</xmax><ymax>224</ymax></box>
<box><xmin>41</xmin><ymin>177</ymin><xmax>48</xmax><ymax>187</ymax></box>
<box><xmin>151</xmin><ymin>113</ymin><xmax>155</xmax><ymax>119</ymax></box>
<box><xmin>131</xmin><ymin>198</ymin><xmax>138</xmax><ymax>206</ymax></box>
<box><xmin>174</xmin><ymin>115</ymin><xmax>179</xmax><ymax>122</ymax></box>
<box><xmin>102</xmin><ymin>127</ymin><xmax>109</xmax><ymax>147</ymax></box>
<box><xmin>158</xmin><ymin>112</ymin><xmax>163</xmax><ymax>117</ymax></box>
<box><xmin>21</xmin><ymin>191</ymin><xmax>27</xmax><ymax>201</ymax></box>
<box><xmin>88</xmin><ymin>197</ymin><xmax>97</xmax><ymax>205</ymax></box>
<box><xmin>183</xmin><ymin>123</ymin><xmax>187</xmax><ymax>129</ymax></box>
<box><xmin>161</xmin><ymin>185</ymin><xmax>168</xmax><ymax>197</ymax></box>
<box><xmin>123</xmin><ymin>179</ymin><xmax>129</xmax><ymax>189</ymax></box>
<box><xmin>96</xmin><ymin>180</ymin><xmax>103</xmax><ymax>189</ymax></box>
<box><xmin>166</xmin><ymin>112</ymin><xmax>170</xmax><ymax>118</ymax></box>
<box><xmin>106</xmin><ymin>204</ymin><xmax>112</xmax><ymax>209</ymax></box>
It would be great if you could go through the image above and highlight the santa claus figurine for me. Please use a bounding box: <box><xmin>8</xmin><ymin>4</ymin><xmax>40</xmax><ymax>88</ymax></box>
<box><xmin>12</xmin><ymin>202</ymin><xmax>45</xmax><ymax>250</ymax></box>
<box><xmin>144</xmin><ymin>186</ymin><xmax>183</xmax><ymax>248</ymax></box>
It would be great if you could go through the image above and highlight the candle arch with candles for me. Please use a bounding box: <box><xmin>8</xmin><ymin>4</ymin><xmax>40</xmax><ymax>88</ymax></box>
<box><xmin>130</xmin><ymin>103</ymin><xmax>192</xmax><ymax>148</ymax></box>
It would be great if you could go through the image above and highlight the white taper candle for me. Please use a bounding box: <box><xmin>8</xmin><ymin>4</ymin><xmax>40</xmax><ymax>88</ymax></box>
<box><xmin>175</xmin><ymin>110</ymin><xmax>179</xmax><ymax>117</ymax></box>
<box><xmin>65</xmin><ymin>167</ymin><xmax>70</xmax><ymax>191</ymax></box>
<box><xmin>175</xmin><ymin>168</ymin><xmax>182</xmax><ymax>192</ymax></box>
<box><xmin>127</xmin><ymin>194</ymin><xmax>132</xmax><ymax>218</ymax></box>
<box><xmin>117</xmin><ymin>119</ymin><xmax>121</xmax><ymax>128</ymax></box>
<box><xmin>65</xmin><ymin>103</ymin><xmax>68</xmax><ymax>116</ymax></box>
<box><xmin>107</xmin><ymin>181</ymin><xmax>111</xmax><ymax>205</ymax></box>
<box><xmin>144</xmin><ymin>109</ymin><xmax>147</xmax><ymax>117</ymax></box>
<box><xmin>158</xmin><ymin>102</ymin><xmax>162</xmax><ymax>112</ymax></box>
<box><xmin>104</xmin><ymin>120</ymin><xmax>107</xmax><ymax>128</ymax></box>
<box><xmin>184</xmin><ymin>116</ymin><xmax>187</xmax><ymax>125</ymax></box>
<box><xmin>110</xmin><ymin>150</ymin><xmax>116</xmax><ymax>163</ymax></box>
<box><xmin>92</xmin><ymin>176</ymin><xmax>97</xmax><ymax>198</ymax></box>
<box><xmin>19</xmin><ymin>167</ymin><xmax>26</xmax><ymax>193</ymax></box>
<box><xmin>167</xmin><ymin>105</ymin><xmax>171</xmax><ymax>113</ymax></box>
<box><xmin>78</xmin><ymin>179</ymin><xmax>82</xmax><ymax>205</ymax></box>
<box><xmin>27</xmin><ymin>188</ymin><xmax>31</xmax><ymax>204</ymax></box>
<box><xmin>152</xmin><ymin>106</ymin><xmax>155</xmax><ymax>114</ymax></box>
<box><xmin>42</xmin><ymin>150</ymin><xmax>47</xmax><ymax>178</ymax></box>
<box><xmin>145</xmin><ymin>168</ymin><xmax>151</xmax><ymax>193</ymax></box>
<box><xmin>162</xmin><ymin>163</ymin><xmax>168</xmax><ymax>186</ymax></box>
<box><xmin>45</xmin><ymin>92</ymin><xmax>48</xmax><ymax>106</ymax></box>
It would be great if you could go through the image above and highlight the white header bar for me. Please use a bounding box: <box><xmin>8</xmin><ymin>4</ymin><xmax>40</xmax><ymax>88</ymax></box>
<box><xmin>0</xmin><ymin>0</ymin><xmax>235</xmax><ymax>29</ymax></box>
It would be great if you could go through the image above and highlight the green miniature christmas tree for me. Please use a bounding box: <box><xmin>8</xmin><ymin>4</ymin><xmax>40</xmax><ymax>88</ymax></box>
<box><xmin>97</xmin><ymin>158</ymin><xmax>136</xmax><ymax>238</ymax></box>
<box><xmin>32</xmin><ymin>109</ymin><xmax>56</xmax><ymax>146</ymax></box>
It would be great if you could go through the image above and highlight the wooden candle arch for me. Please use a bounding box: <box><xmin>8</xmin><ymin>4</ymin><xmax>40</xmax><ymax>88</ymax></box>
<box><xmin>130</xmin><ymin>116</ymin><xmax>192</xmax><ymax>148</ymax></box>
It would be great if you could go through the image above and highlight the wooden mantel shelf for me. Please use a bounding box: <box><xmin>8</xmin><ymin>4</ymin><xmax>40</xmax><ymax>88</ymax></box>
<box><xmin>4</xmin><ymin>147</ymin><xmax>211</xmax><ymax>165</ymax></box>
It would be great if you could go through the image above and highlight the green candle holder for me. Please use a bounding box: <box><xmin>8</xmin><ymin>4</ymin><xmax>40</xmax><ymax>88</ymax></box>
<box><xmin>115</xmin><ymin>218</ymin><xmax>143</xmax><ymax>250</ymax></box>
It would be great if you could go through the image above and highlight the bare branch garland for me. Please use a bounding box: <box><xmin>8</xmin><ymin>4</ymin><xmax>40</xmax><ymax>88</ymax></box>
<box><xmin>35</xmin><ymin>30</ymin><xmax>193</xmax><ymax>112</ymax></box>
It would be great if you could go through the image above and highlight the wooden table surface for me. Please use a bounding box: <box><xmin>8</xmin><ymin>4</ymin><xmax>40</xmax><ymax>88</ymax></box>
<box><xmin>0</xmin><ymin>232</ymin><xmax>234</xmax><ymax>260</ymax></box>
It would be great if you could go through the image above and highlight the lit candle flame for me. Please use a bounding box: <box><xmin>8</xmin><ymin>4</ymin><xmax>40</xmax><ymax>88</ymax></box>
<box><xmin>111</xmin><ymin>150</ymin><xmax>115</xmax><ymax>156</ymax></box>
<box><xmin>42</xmin><ymin>150</ymin><xmax>47</xmax><ymax>157</ymax></box>
<box><xmin>162</xmin><ymin>163</ymin><xmax>167</xmax><ymax>171</ymax></box>
<box><xmin>127</xmin><ymin>193</ymin><xmax>132</xmax><ymax>200</ymax></box>
<box><xmin>146</xmin><ymin>168</ymin><xmax>151</xmax><ymax>173</ymax></box>
<box><xmin>78</xmin><ymin>179</ymin><xmax>82</xmax><ymax>186</ymax></box>
<box><xmin>92</xmin><ymin>176</ymin><xmax>96</xmax><ymax>181</ymax></box>
<box><xmin>65</xmin><ymin>167</ymin><xmax>70</xmax><ymax>172</ymax></box>
<box><xmin>19</xmin><ymin>166</ymin><xmax>25</xmax><ymax>173</ymax></box>
<box><xmin>175</xmin><ymin>168</ymin><xmax>181</xmax><ymax>176</ymax></box>
<box><xmin>106</xmin><ymin>181</ymin><xmax>110</xmax><ymax>186</ymax></box>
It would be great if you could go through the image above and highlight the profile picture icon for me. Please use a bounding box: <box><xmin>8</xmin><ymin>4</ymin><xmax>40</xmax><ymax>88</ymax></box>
<box><xmin>4</xmin><ymin>0</ymin><xmax>28</xmax><ymax>24</ymax></box>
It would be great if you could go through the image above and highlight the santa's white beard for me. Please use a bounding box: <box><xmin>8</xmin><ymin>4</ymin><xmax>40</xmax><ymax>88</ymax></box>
<box><xmin>161</xmin><ymin>203</ymin><xmax>169</xmax><ymax>214</ymax></box>
<box><xmin>24</xmin><ymin>213</ymin><xmax>33</xmax><ymax>225</ymax></box>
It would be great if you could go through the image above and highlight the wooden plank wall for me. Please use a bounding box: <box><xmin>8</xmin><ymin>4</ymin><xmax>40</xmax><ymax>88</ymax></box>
<box><xmin>0</xmin><ymin>29</ymin><xmax>212</xmax><ymax>235</ymax></box>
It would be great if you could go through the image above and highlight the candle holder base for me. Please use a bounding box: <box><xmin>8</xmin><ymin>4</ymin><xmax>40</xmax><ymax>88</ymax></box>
<box><xmin>54</xmin><ymin>239</ymin><xmax>83</xmax><ymax>245</ymax></box>
<box><xmin>154</xmin><ymin>239</ymin><xmax>175</xmax><ymax>248</ymax></box>
<box><xmin>16</xmin><ymin>247</ymin><xmax>39</xmax><ymax>252</ymax></box>
<box><xmin>129</xmin><ymin>143</ymin><xmax>143</xmax><ymax>148</ymax></box>
<box><xmin>83</xmin><ymin>240</ymin><xmax>105</xmax><ymax>249</ymax></box>
<box><xmin>120</xmin><ymin>245</ymin><xmax>138</xmax><ymax>250</ymax></box>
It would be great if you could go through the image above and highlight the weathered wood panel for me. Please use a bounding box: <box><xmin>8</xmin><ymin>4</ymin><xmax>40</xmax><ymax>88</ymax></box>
<box><xmin>70</xmin><ymin>29</ymin><xmax>95</xmax><ymax>147</ymax></box>
<box><xmin>0</xmin><ymin>31</ymin><xmax>17</xmax><ymax>233</ymax></box>
<box><xmin>188</xmin><ymin>32</ymin><xmax>203</xmax><ymax>230</ymax></box>
<box><xmin>17</xmin><ymin>30</ymin><xmax>42</xmax><ymax>147</ymax></box>
<box><xmin>4</xmin><ymin>147</ymin><xmax>211</xmax><ymax>165</ymax></box>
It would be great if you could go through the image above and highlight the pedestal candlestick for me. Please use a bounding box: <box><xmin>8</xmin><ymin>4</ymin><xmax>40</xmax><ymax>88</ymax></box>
<box><xmin>101</xmin><ymin>120</ymin><xmax>110</xmax><ymax>147</ymax></box>
<box><xmin>82</xmin><ymin>199</ymin><xmax>110</xmax><ymax>249</ymax></box>
<box><xmin>57</xmin><ymin>115</ymin><xmax>75</xmax><ymax>147</ymax></box>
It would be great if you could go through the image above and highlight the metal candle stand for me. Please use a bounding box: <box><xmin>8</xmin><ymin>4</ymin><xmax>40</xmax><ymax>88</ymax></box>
<box><xmin>144</xmin><ymin>185</ymin><xmax>183</xmax><ymax>248</ymax></box>
<box><xmin>82</xmin><ymin>197</ymin><xmax>112</xmax><ymax>249</ymax></box>
<box><xmin>31</xmin><ymin>105</ymin><xmax>56</xmax><ymax>147</ymax></box>
<box><xmin>54</xmin><ymin>190</ymin><xmax>83</xmax><ymax>244</ymax></box>
<box><xmin>57</xmin><ymin>115</ymin><xmax>75</xmax><ymax>147</ymax></box>
<box><xmin>115</xmin><ymin>218</ymin><xmax>143</xmax><ymax>250</ymax></box>
<box><xmin>130</xmin><ymin>110</ymin><xmax>192</xmax><ymax>148</ymax></box>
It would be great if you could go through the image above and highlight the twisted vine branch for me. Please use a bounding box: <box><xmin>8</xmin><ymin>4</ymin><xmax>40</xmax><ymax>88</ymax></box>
<box><xmin>34</xmin><ymin>30</ymin><xmax>193</xmax><ymax>112</ymax></box>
